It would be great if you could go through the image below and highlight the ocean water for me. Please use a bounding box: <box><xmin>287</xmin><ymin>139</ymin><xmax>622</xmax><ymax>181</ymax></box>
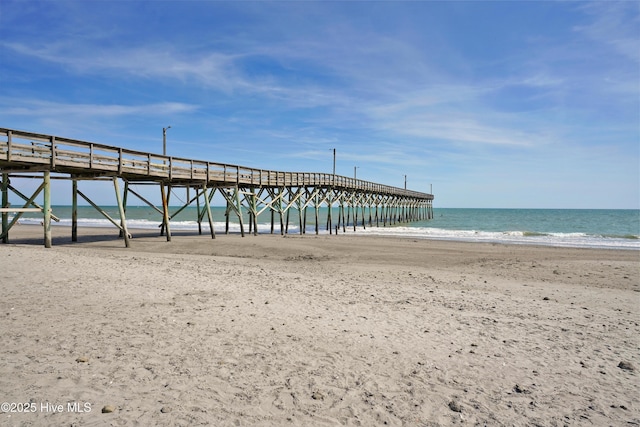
<box><xmin>358</xmin><ymin>208</ymin><xmax>640</xmax><ymax>250</ymax></box>
<box><xmin>7</xmin><ymin>206</ymin><xmax>640</xmax><ymax>250</ymax></box>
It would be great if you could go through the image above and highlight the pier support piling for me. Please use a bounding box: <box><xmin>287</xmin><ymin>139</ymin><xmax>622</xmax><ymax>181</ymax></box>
<box><xmin>113</xmin><ymin>177</ymin><xmax>130</xmax><ymax>248</ymax></box>
<box><xmin>160</xmin><ymin>183</ymin><xmax>171</xmax><ymax>242</ymax></box>
<box><xmin>72</xmin><ymin>178</ymin><xmax>78</xmax><ymax>242</ymax></box>
<box><xmin>43</xmin><ymin>170</ymin><xmax>51</xmax><ymax>248</ymax></box>
<box><xmin>203</xmin><ymin>185</ymin><xmax>215</xmax><ymax>239</ymax></box>
<box><xmin>1</xmin><ymin>173</ymin><xmax>8</xmax><ymax>243</ymax></box>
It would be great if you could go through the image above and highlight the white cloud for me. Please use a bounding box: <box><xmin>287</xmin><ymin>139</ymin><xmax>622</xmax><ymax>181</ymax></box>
<box><xmin>3</xmin><ymin>41</ymin><xmax>248</xmax><ymax>92</ymax></box>
<box><xmin>2</xmin><ymin>99</ymin><xmax>198</xmax><ymax>118</ymax></box>
<box><xmin>574</xmin><ymin>1</ymin><xmax>640</xmax><ymax>63</ymax></box>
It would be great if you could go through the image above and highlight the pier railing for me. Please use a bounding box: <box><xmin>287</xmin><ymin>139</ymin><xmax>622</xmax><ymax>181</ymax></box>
<box><xmin>0</xmin><ymin>128</ymin><xmax>432</xmax><ymax>200</ymax></box>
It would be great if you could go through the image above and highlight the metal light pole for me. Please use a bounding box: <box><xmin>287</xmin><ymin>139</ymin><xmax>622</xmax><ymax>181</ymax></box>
<box><xmin>404</xmin><ymin>175</ymin><xmax>407</xmax><ymax>190</ymax></box>
<box><xmin>163</xmin><ymin>126</ymin><xmax>171</xmax><ymax>156</ymax></box>
<box><xmin>332</xmin><ymin>148</ymin><xmax>336</xmax><ymax>175</ymax></box>
<box><xmin>354</xmin><ymin>166</ymin><xmax>359</xmax><ymax>180</ymax></box>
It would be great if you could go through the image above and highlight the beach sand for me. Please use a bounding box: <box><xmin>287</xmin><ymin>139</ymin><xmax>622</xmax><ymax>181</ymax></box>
<box><xmin>1</xmin><ymin>225</ymin><xmax>638</xmax><ymax>426</ymax></box>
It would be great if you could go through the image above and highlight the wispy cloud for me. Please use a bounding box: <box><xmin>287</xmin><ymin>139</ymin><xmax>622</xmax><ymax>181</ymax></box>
<box><xmin>2</xmin><ymin>98</ymin><xmax>198</xmax><ymax>118</ymax></box>
<box><xmin>3</xmin><ymin>42</ymin><xmax>247</xmax><ymax>92</ymax></box>
<box><xmin>574</xmin><ymin>1</ymin><xmax>640</xmax><ymax>63</ymax></box>
<box><xmin>361</xmin><ymin>80</ymin><xmax>561</xmax><ymax>148</ymax></box>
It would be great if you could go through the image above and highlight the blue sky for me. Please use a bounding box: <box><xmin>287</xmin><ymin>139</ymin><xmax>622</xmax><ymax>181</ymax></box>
<box><xmin>1</xmin><ymin>0</ymin><xmax>638</xmax><ymax>208</ymax></box>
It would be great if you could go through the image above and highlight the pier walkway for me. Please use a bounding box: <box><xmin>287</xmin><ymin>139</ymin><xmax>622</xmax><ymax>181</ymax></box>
<box><xmin>0</xmin><ymin>128</ymin><xmax>433</xmax><ymax>247</ymax></box>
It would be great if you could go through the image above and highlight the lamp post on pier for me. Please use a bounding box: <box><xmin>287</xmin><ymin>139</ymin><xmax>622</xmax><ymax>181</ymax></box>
<box><xmin>162</xmin><ymin>126</ymin><xmax>171</xmax><ymax>156</ymax></box>
<box><xmin>332</xmin><ymin>148</ymin><xmax>336</xmax><ymax>175</ymax></box>
<box><xmin>354</xmin><ymin>166</ymin><xmax>359</xmax><ymax>180</ymax></box>
<box><xmin>404</xmin><ymin>175</ymin><xmax>407</xmax><ymax>190</ymax></box>
<box><xmin>330</xmin><ymin>148</ymin><xmax>336</xmax><ymax>185</ymax></box>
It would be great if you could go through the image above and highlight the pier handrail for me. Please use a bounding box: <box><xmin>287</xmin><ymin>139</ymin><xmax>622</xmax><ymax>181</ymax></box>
<box><xmin>0</xmin><ymin>128</ymin><xmax>433</xmax><ymax>200</ymax></box>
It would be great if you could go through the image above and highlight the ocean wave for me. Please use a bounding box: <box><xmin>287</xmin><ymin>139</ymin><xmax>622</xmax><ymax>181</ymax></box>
<box><xmin>355</xmin><ymin>226</ymin><xmax>640</xmax><ymax>250</ymax></box>
<box><xmin>600</xmin><ymin>234</ymin><xmax>639</xmax><ymax>240</ymax></box>
<box><xmin>522</xmin><ymin>231</ymin><xmax>549</xmax><ymax>237</ymax></box>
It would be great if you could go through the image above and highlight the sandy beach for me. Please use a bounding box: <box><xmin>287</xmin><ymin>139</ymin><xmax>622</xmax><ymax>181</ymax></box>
<box><xmin>1</xmin><ymin>225</ymin><xmax>638</xmax><ymax>426</ymax></box>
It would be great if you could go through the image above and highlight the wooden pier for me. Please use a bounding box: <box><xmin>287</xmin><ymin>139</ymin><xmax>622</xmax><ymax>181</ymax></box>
<box><xmin>0</xmin><ymin>128</ymin><xmax>434</xmax><ymax>247</ymax></box>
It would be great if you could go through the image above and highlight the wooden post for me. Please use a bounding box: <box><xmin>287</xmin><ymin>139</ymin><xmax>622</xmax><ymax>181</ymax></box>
<box><xmin>246</xmin><ymin>189</ymin><xmax>257</xmax><ymax>235</ymax></box>
<box><xmin>203</xmin><ymin>185</ymin><xmax>215</xmax><ymax>239</ymax></box>
<box><xmin>235</xmin><ymin>187</ymin><xmax>245</xmax><ymax>237</ymax></box>
<box><xmin>50</xmin><ymin>137</ymin><xmax>56</xmax><ymax>168</ymax></box>
<box><xmin>298</xmin><ymin>199</ymin><xmax>304</xmax><ymax>235</ymax></box>
<box><xmin>314</xmin><ymin>194</ymin><xmax>319</xmax><ymax>235</ymax></box>
<box><xmin>196</xmin><ymin>187</ymin><xmax>202</xmax><ymax>235</ymax></box>
<box><xmin>353</xmin><ymin>200</ymin><xmax>357</xmax><ymax>232</ymax></box>
<box><xmin>345</xmin><ymin>204</ymin><xmax>350</xmax><ymax>231</ymax></box>
<box><xmin>118</xmin><ymin>181</ymin><xmax>129</xmax><ymax>238</ymax></box>
<box><xmin>270</xmin><ymin>209</ymin><xmax>275</xmax><ymax>234</ymax></box>
<box><xmin>160</xmin><ymin>183</ymin><xmax>171</xmax><ymax>242</ymax></box>
<box><xmin>362</xmin><ymin>204</ymin><xmax>366</xmax><ymax>229</ymax></box>
<box><xmin>1</xmin><ymin>173</ymin><xmax>8</xmax><ymax>243</ymax></box>
<box><xmin>225</xmin><ymin>196</ymin><xmax>231</xmax><ymax>235</ymax></box>
<box><xmin>285</xmin><ymin>207</ymin><xmax>290</xmax><ymax>234</ymax></box>
<box><xmin>6</xmin><ymin>130</ymin><xmax>12</xmax><ymax>161</ymax></box>
<box><xmin>43</xmin><ymin>170</ymin><xmax>52</xmax><ymax>248</ymax></box>
<box><xmin>382</xmin><ymin>201</ymin><xmax>387</xmax><ymax>227</ymax></box>
<box><xmin>160</xmin><ymin>185</ymin><xmax>171</xmax><ymax>236</ymax></box>
<box><xmin>72</xmin><ymin>178</ymin><xmax>78</xmax><ymax>242</ymax></box>
<box><xmin>114</xmin><ymin>178</ymin><xmax>130</xmax><ymax>248</ymax></box>
<box><xmin>247</xmin><ymin>194</ymin><xmax>252</xmax><ymax>235</ymax></box>
<box><xmin>252</xmin><ymin>189</ymin><xmax>258</xmax><ymax>236</ymax></box>
<box><xmin>122</xmin><ymin>180</ymin><xmax>129</xmax><ymax>230</ymax></box>
<box><xmin>327</xmin><ymin>190</ymin><xmax>333</xmax><ymax>234</ymax></box>
<box><xmin>304</xmin><ymin>206</ymin><xmax>308</xmax><ymax>234</ymax></box>
<box><xmin>375</xmin><ymin>203</ymin><xmax>379</xmax><ymax>227</ymax></box>
<box><xmin>279</xmin><ymin>191</ymin><xmax>285</xmax><ymax>235</ymax></box>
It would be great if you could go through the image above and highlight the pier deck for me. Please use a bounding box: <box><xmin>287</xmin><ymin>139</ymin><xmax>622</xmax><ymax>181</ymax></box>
<box><xmin>1</xmin><ymin>128</ymin><xmax>433</xmax><ymax>247</ymax></box>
